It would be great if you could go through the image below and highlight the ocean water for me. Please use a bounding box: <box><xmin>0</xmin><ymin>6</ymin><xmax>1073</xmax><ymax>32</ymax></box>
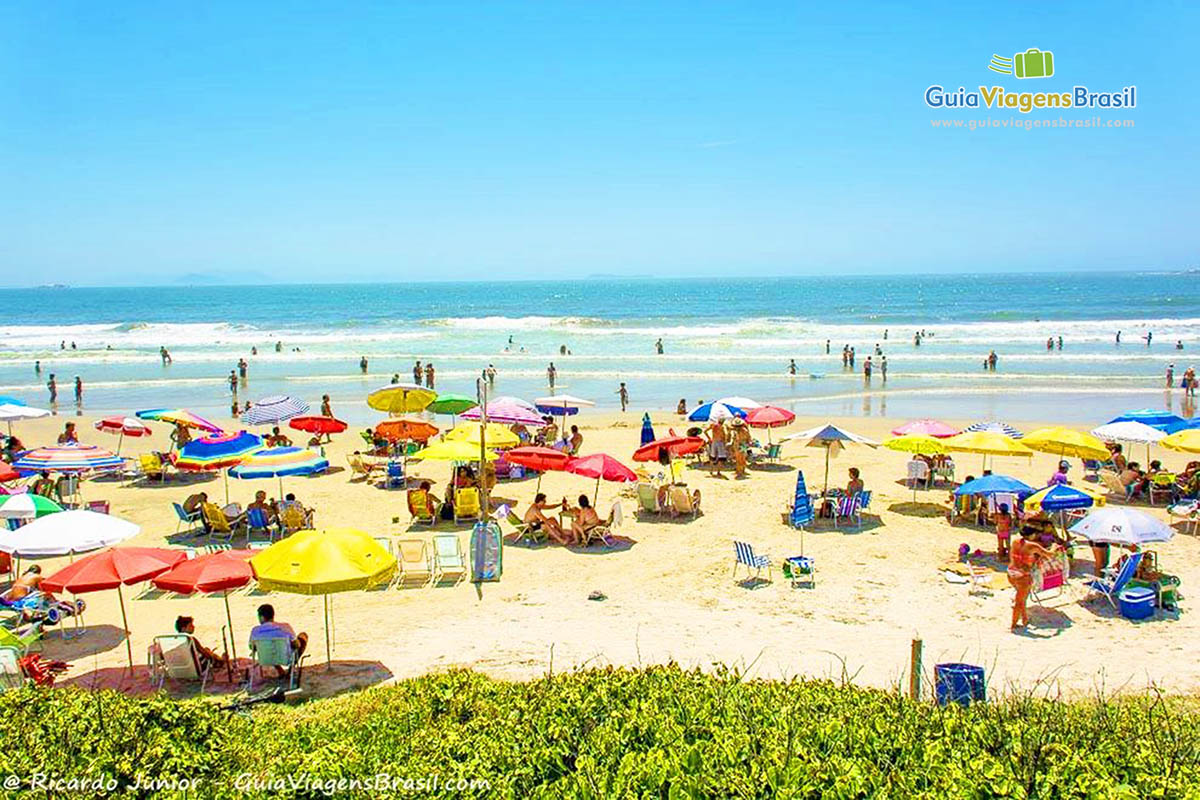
<box><xmin>1</xmin><ymin>273</ymin><xmax>1197</xmax><ymax>425</ymax></box>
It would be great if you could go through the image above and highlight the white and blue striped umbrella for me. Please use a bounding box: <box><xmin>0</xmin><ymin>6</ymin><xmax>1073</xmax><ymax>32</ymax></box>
<box><xmin>962</xmin><ymin>421</ymin><xmax>1024</xmax><ymax>439</ymax></box>
<box><xmin>241</xmin><ymin>395</ymin><xmax>310</xmax><ymax>426</ymax></box>
<box><xmin>688</xmin><ymin>402</ymin><xmax>746</xmax><ymax>423</ymax></box>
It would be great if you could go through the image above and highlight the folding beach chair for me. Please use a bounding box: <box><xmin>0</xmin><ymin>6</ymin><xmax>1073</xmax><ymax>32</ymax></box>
<box><xmin>907</xmin><ymin>460</ymin><xmax>930</xmax><ymax>489</ymax></box>
<box><xmin>1168</xmin><ymin>501</ymin><xmax>1199</xmax><ymax>536</ymax></box>
<box><xmin>1100</xmin><ymin>471</ymin><xmax>1132</xmax><ymax>501</ymax></box>
<box><xmin>1031</xmin><ymin>550</ymin><xmax>1069</xmax><ymax>605</ymax></box>
<box><xmin>280</xmin><ymin>506</ymin><xmax>308</xmax><ymax>535</ymax></box>
<box><xmin>385</xmin><ymin>461</ymin><xmax>405</xmax><ymax>489</ymax></box>
<box><xmin>202</xmin><ymin>503</ymin><xmax>241</xmax><ymax>544</ymax></box>
<box><xmin>246</xmin><ymin>507</ymin><xmax>277</xmax><ymax>543</ymax></box>
<box><xmin>833</xmin><ymin>492</ymin><xmax>865</xmax><ymax>529</ymax></box>
<box><xmin>173</xmin><ymin>502</ymin><xmax>203</xmax><ymax>535</ymax></box>
<box><xmin>147</xmin><ymin>633</ymin><xmax>214</xmax><ymax>694</ymax></box>
<box><xmin>247</xmin><ymin>635</ymin><xmax>305</xmax><ymax>692</ymax></box>
<box><xmin>139</xmin><ymin>453</ymin><xmax>167</xmax><ymax>483</ymax></box>
<box><xmin>0</xmin><ymin>624</ymin><xmax>42</xmax><ymax>656</ymax></box>
<box><xmin>432</xmin><ymin>534</ymin><xmax>467</xmax><ymax>583</ymax></box>
<box><xmin>636</xmin><ymin>483</ymin><xmax>661</xmax><ymax>515</ymax></box>
<box><xmin>406</xmin><ymin>489</ymin><xmax>438</xmax><ymax>527</ymax></box>
<box><xmin>503</xmin><ymin>506</ymin><xmax>545</xmax><ymax>546</ymax></box>
<box><xmin>581</xmin><ymin>501</ymin><xmax>623</xmax><ymax>547</ymax></box>
<box><xmin>396</xmin><ymin>539</ymin><xmax>433</xmax><ymax>585</ymax></box>
<box><xmin>1148</xmin><ymin>473</ymin><xmax>1177</xmax><ymax>506</ymax></box>
<box><xmin>0</xmin><ymin>647</ymin><xmax>26</xmax><ymax>692</ymax></box>
<box><xmin>669</xmin><ymin>486</ymin><xmax>701</xmax><ymax>519</ymax></box>
<box><xmin>1087</xmin><ymin>551</ymin><xmax>1144</xmax><ymax>609</ymax></box>
<box><xmin>453</xmin><ymin>488</ymin><xmax>481</xmax><ymax>524</ymax></box>
<box><xmin>782</xmin><ymin>556</ymin><xmax>815</xmax><ymax>588</ymax></box>
<box><xmin>732</xmin><ymin>541</ymin><xmax>771</xmax><ymax>582</ymax></box>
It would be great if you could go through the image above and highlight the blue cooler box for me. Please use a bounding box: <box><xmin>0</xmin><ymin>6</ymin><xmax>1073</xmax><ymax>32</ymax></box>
<box><xmin>1118</xmin><ymin>587</ymin><xmax>1155</xmax><ymax>620</ymax></box>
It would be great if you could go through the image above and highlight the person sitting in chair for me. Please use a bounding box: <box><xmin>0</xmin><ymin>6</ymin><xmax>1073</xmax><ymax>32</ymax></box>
<box><xmin>566</xmin><ymin>494</ymin><xmax>610</xmax><ymax>544</ymax></box>
<box><xmin>277</xmin><ymin>493</ymin><xmax>313</xmax><ymax>527</ymax></box>
<box><xmin>175</xmin><ymin>615</ymin><xmax>229</xmax><ymax>672</ymax></box>
<box><xmin>56</xmin><ymin>422</ymin><xmax>78</xmax><ymax>445</ymax></box>
<box><xmin>247</xmin><ymin>490</ymin><xmax>277</xmax><ymax>525</ymax></box>
<box><xmin>524</xmin><ymin>493</ymin><xmax>567</xmax><ymax>544</ymax></box>
<box><xmin>249</xmin><ymin>604</ymin><xmax>308</xmax><ymax>676</ymax></box>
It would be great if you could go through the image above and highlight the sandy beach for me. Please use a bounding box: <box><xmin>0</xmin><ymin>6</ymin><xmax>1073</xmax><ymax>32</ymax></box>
<box><xmin>5</xmin><ymin>409</ymin><xmax>1196</xmax><ymax>701</ymax></box>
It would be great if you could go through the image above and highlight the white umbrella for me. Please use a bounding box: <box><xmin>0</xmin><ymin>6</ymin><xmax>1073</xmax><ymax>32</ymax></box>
<box><xmin>717</xmin><ymin>396</ymin><xmax>762</xmax><ymax>409</ymax></box>
<box><xmin>1069</xmin><ymin>507</ymin><xmax>1174</xmax><ymax>547</ymax></box>
<box><xmin>0</xmin><ymin>510</ymin><xmax>139</xmax><ymax>557</ymax></box>
<box><xmin>1091</xmin><ymin>420</ymin><xmax>1166</xmax><ymax>463</ymax></box>
<box><xmin>781</xmin><ymin>424</ymin><xmax>878</xmax><ymax>496</ymax></box>
<box><xmin>0</xmin><ymin>402</ymin><xmax>51</xmax><ymax>434</ymax></box>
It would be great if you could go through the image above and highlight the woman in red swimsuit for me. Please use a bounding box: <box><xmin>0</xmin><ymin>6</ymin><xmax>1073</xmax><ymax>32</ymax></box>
<box><xmin>1007</xmin><ymin>529</ymin><xmax>1058</xmax><ymax>631</ymax></box>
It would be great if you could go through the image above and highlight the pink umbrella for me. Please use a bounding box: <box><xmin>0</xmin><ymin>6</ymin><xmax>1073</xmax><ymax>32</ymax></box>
<box><xmin>94</xmin><ymin>416</ymin><xmax>153</xmax><ymax>454</ymax></box>
<box><xmin>567</xmin><ymin>453</ymin><xmax>637</xmax><ymax>503</ymax></box>
<box><xmin>891</xmin><ymin>419</ymin><xmax>959</xmax><ymax>438</ymax></box>
<box><xmin>745</xmin><ymin>406</ymin><xmax>796</xmax><ymax>444</ymax></box>
<box><xmin>460</xmin><ymin>397</ymin><xmax>545</xmax><ymax>426</ymax></box>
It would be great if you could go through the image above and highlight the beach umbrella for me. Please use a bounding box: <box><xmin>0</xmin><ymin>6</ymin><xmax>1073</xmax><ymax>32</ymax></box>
<box><xmin>0</xmin><ymin>510</ymin><xmax>139</xmax><ymax>557</ymax></box>
<box><xmin>534</xmin><ymin>394</ymin><xmax>595</xmax><ymax>420</ymax></box>
<box><xmin>506</xmin><ymin>446</ymin><xmax>571</xmax><ymax>492</ymax></box>
<box><xmin>883</xmin><ymin>434</ymin><xmax>947</xmax><ymax>501</ymax></box>
<box><xmin>135</xmin><ymin>408</ymin><xmax>223</xmax><ymax>434</ymax></box>
<box><xmin>633</xmin><ymin>435</ymin><xmax>705</xmax><ymax>485</ymax></box>
<box><xmin>0</xmin><ymin>403</ymin><xmax>51</xmax><ymax>435</ymax></box>
<box><xmin>781</xmin><ymin>424</ymin><xmax>878</xmax><ymax>497</ymax></box>
<box><xmin>13</xmin><ymin>444</ymin><xmax>123</xmax><ymax>474</ymax></box>
<box><xmin>411</xmin><ymin>440</ymin><xmax>498</xmax><ymax>462</ymax></box>
<box><xmin>93</xmin><ymin>416</ymin><xmax>153</xmax><ymax>454</ymax></box>
<box><xmin>1162</xmin><ymin>429</ymin><xmax>1200</xmax><ymax>454</ymax></box>
<box><xmin>566</xmin><ymin>453</ymin><xmax>637</xmax><ymax>503</ymax></box>
<box><xmin>152</xmin><ymin>549</ymin><xmax>255</xmax><ymax>662</ymax></box>
<box><xmin>943</xmin><ymin>431</ymin><xmax>1033</xmax><ymax>471</ymax></box>
<box><xmin>1024</xmin><ymin>484</ymin><xmax>1105</xmax><ymax>514</ymax></box>
<box><xmin>0</xmin><ymin>396</ymin><xmax>26</xmax><ymax>406</ymax></box>
<box><xmin>954</xmin><ymin>474</ymin><xmax>1034</xmax><ymax>497</ymax></box>
<box><xmin>289</xmin><ymin>416</ymin><xmax>348</xmax><ymax>436</ymax></box>
<box><xmin>443</xmin><ymin>423</ymin><xmax>519</xmax><ymax>449</ymax></box>
<box><xmin>175</xmin><ymin>431</ymin><xmax>264</xmax><ymax>503</ymax></box>
<box><xmin>745</xmin><ymin>406</ymin><xmax>795</xmax><ymax>444</ymax></box>
<box><xmin>241</xmin><ymin>395</ymin><xmax>310</xmax><ymax>426</ymax></box>
<box><xmin>1023</xmin><ymin>427</ymin><xmax>1110</xmax><ymax>462</ymax></box>
<box><xmin>367</xmin><ymin>383</ymin><xmax>436</xmax><ymax>416</ymax></box>
<box><xmin>1069</xmin><ymin>507</ymin><xmax>1174</xmax><ymax>547</ymax></box>
<box><xmin>426</xmin><ymin>394</ymin><xmax>478</xmax><ymax>418</ymax></box>
<box><xmin>229</xmin><ymin>447</ymin><xmax>329</xmax><ymax>496</ymax></box>
<box><xmin>0</xmin><ymin>493</ymin><xmax>62</xmax><ymax>520</ymax></box>
<box><xmin>0</xmin><ymin>463</ymin><xmax>19</xmax><ymax>483</ymax></box>
<box><xmin>460</xmin><ymin>397</ymin><xmax>543</xmax><ymax>426</ymax></box>
<box><xmin>640</xmin><ymin>413</ymin><xmax>655</xmax><ymax>446</ymax></box>
<box><xmin>375</xmin><ymin>417</ymin><xmax>440</xmax><ymax>443</ymax></box>
<box><xmin>250</xmin><ymin>528</ymin><xmax>397</xmax><ymax>664</ymax></box>
<box><xmin>961</xmin><ymin>421</ymin><xmax>1024</xmax><ymax>439</ymax></box>
<box><xmin>43</xmin><ymin>547</ymin><xmax>187</xmax><ymax>667</ymax></box>
<box><xmin>717</xmin><ymin>396</ymin><xmax>762</xmax><ymax>410</ymax></box>
<box><xmin>688</xmin><ymin>402</ymin><xmax>746</xmax><ymax>423</ymax></box>
<box><xmin>1092</xmin><ymin>420</ymin><xmax>1165</xmax><ymax>464</ymax></box>
<box><xmin>891</xmin><ymin>419</ymin><xmax>958</xmax><ymax>438</ymax></box>
<box><xmin>1108</xmin><ymin>409</ymin><xmax>1189</xmax><ymax>434</ymax></box>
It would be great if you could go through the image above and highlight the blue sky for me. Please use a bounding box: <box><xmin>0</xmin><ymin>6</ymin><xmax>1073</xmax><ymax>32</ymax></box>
<box><xmin>1</xmin><ymin>1</ymin><xmax>1196</xmax><ymax>285</ymax></box>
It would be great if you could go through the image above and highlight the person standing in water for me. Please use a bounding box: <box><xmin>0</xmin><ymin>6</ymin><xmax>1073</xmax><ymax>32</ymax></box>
<box><xmin>1167</xmin><ymin>364</ymin><xmax>1175</xmax><ymax>389</ymax></box>
<box><xmin>547</xmin><ymin>362</ymin><xmax>557</xmax><ymax>389</ymax></box>
<box><xmin>359</xmin><ymin>356</ymin><xmax>368</xmax><ymax>374</ymax></box>
<box><xmin>616</xmin><ymin>382</ymin><xmax>628</xmax><ymax>412</ymax></box>
<box><xmin>413</xmin><ymin>360</ymin><xmax>423</xmax><ymax>386</ymax></box>
<box><xmin>880</xmin><ymin>356</ymin><xmax>888</xmax><ymax>382</ymax></box>
<box><xmin>74</xmin><ymin>376</ymin><xmax>83</xmax><ymax>407</ymax></box>
<box><xmin>788</xmin><ymin>359</ymin><xmax>797</xmax><ymax>376</ymax></box>
<box><xmin>47</xmin><ymin>374</ymin><xmax>57</xmax><ymax>405</ymax></box>
<box><xmin>425</xmin><ymin>363</ymin><xmax>435</xmax><ymax>389</ymax></box>
<box><xmin>655</xmin><ymin>338</ymin><xmax>664</xmax><ymax>355</ymax></box>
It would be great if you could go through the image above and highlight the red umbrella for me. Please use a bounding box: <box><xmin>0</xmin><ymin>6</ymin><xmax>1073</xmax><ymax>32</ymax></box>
<box><xmin>94</xmin><ymin>416</ymin><xmax>153</xmax><ymax>454</ymax></box>
<box><xmin>289</xmin><ymin>416</ymin><xmax>349</xmax><ymax>435</ymax></box>
<box><xmin>43</xmin><ymin>547</ymin><xmax>188</xmax><ymax>667</ymax></box>
<box><xmin>632</xmin><ymin>436</ymin><xmax>705</xmax><ymax>462</ymax></box>
<box><xmin>153</xmin><ymin>550</ymin><xmax>255</xmax><ymax>662</ymax></box>
<box><xmin>0</xmin><ymin>462</ymin><xmax>18</xmax><ymax>483</ymax></box>
<box><xmin>566</xmin><ymin>453</ymin><xmax>637</xmax><ymax>503</ymax></box>
<box><xmin>745</xmin><ymin>406</ymin><xmax>796</xmax><ymax>444</ymax></box>
<box><xmin>505</xmin><ymin>446</ymin><xmax>571</xmax><ymax>491</ymax></box>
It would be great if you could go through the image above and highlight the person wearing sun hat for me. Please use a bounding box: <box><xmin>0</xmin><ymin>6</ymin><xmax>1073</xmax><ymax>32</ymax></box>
<box><xmin>729</xmin><ymin>417</ymin><xmax>751</xmax><ymax>478</ymax></box>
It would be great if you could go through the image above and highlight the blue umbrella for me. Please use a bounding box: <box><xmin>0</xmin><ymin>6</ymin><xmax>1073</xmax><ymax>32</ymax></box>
<box><xmin>688</xmin><ymin>402</ymin><xmax>746</xmax><ymax>423</ymax></box>
<box><xmin>1108</xmin><ymin>408</ymin><xmax>1188</xmax><ymax>433</ymax></box>
<box><xmin>241</xmin><ymin>395</ymin><xmax>311</xmax><ymax>426</ymax></box>
<box><xmin>640</xmin><ymin>413</ymin><xmax>655</xmax><ymax>446</ymax></box>
<box><xmin>1026</xmin><ymin>483</ymin><xmax>1098</xmax><ymax>512</ymax></box>
<box><xmin>961</xmin><ymin>421</ymin><xmax>1024</xmax><ymax>439</ymax></box>
<box><xmin>954</xmin><ymin>474</ymin><xmax>1034</xmax><ymax>497</ymax></box>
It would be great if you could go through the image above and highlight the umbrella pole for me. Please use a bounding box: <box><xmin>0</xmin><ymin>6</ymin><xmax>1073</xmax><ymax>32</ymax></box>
<box><xmin>594</xmin><ymin>475</ymin><xmax>600</xmax><ymax>506</ymax></box>
<box><xmin>823</xmin><ymin>446</ymin><xmax>831</xmax><ymax>497</ymax></box>
<box><xmin>117</xmin><ymin>584</ymin><xmax>133</xmax><ymax>669</ymax></box>
<box><xmin>223</xmin><ymin>470</ymin><xmax>230</xmax><ymax>506</ymax></box>
<box><xmin>324</xmin><ymin>594</ymin><xmax>332</xmax><ymax>666</ymax></box>
<box><xmin>224</xmin><ymin>589</ymin><xmax>237</xmax><ymax>663</ymax></box>
<box><xmin>117</xmin><ymin>431</ymin><xmax>124</xmax><ymax>455</ymax></box>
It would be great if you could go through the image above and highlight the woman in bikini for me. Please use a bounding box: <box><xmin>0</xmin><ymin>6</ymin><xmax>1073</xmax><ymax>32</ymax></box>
<box><xmin>1007</xmin><ymin>529</ymin><xmax>1058</xmax><ymax>631</ymax></box>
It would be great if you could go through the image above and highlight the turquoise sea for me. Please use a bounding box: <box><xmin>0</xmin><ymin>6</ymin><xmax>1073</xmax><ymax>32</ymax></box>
<box><xmin>1</xmin><ymin>273</ymin><xmax>1197</xmax><ymax>425</ymax></box>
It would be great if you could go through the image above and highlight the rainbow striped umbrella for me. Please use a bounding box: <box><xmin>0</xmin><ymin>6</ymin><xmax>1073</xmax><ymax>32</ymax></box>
<box><xmin>175</xmin><ymin>431</ymin><xmax>264</xmax><ymax>503</ymax></box>
<box><xmin>135</xmin><ymin>408</ymin><xmax>223</xmax><ymax>434</ymax></box>
<box><xmin>229</xmin><ymin>446</ymin><xmax>329</xmax><ymax>495</ymax></box>
<box><xmin>13</xmin><ymin>444</ymin><xmax>123</xmax><ymax>474</ymax></box>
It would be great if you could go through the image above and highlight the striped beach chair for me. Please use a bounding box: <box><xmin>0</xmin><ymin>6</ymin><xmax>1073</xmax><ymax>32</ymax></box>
<box><xmin>733</xmin><ymin>541</ymin><xmax>771</xmax><ymax>581</ymax></box>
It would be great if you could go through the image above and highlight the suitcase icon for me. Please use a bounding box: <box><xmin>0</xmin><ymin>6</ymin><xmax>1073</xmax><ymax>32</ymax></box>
<box><xmin>1014</xmin><ymin>48</ymin><xmax>1054</xmax><ymax>79</ymax></box>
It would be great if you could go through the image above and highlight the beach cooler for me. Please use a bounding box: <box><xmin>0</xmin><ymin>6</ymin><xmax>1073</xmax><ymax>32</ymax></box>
<box><xmin>935</xmin><ymin>663</ymin><xmax>986</xmax><ymax>706</ymax></box>
<box><xmin>1118</xmin><ymin>587</ymin><xmax>1156</xmax><ymax>620</ymax></box>
<box><xmin>783</xmin><ymin>556</ymin><xmax>815</xmax><ymax>588</ymax></box>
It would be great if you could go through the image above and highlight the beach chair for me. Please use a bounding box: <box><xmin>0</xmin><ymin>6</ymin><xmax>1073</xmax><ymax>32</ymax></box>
<box><xmin>359</xmin><ymin>430</ymin><xmax>375</xmax><ymax>449</ymax></box>
<box><xmin>0</xmin><ymin>624</ymin><xmax>42</xmax><ymax>656</ymax></box>
<box><xmin>279</xmin><ymin>506</ymin><xmax>308</xmax><ymax>536</ymax></box>
<box><xmin>1168</xmin><ymin>501</ymin><xmax>1199</xmax><ymax>536</ymax></box>
<box><xmin>55</xmin><ymin>475</ymin><xmax>81</xmax><ymax>508</ymax></box>
<box><xmin>907</xmin><ymin>460</ymin><xmax>930</xmax><ymax>490</ymax></box>
<box><xmin>503</xmin><ymin>507</ymin><xmax>545</xmax><ymax>546</ymax></box>
<box><xmin>636</xmin><ymin>483</ymin><xmax>661</xmax><ymax>515</ymax></box>
<box><xmin>139</xmin><ymin>453</ymin><xmax>167</xmax><ymax>483</ymax></box>
<box><xmin>432</xmin><ymin>534</ymin><xmax>467</xmax><ymax>583</ymax></box>
<box><xmin>581</xmin><ymin>501</ymin><xmax>623</xmax><ymax>547</ymax></box>
<box><xmin>87</xmin><ymin>500</ymin><xmax>110</xmax><ymax>514</ymax></box>
<box><xmin>173</xmin><ymin>502</ymin><xmax>203</xmax><ymax>534</ymax></box>
<box><xmin>789</xmin><ymin>471</ymin><xmax>815</xmax><ymax>529</ymax></box>
<box><xmin>1032</xmin><ymin>550</ymin><xmax>1069</xmax><ymax>605</ymax></box>
<box><xmin>948</xmin><ymin>493</ymin><xmax>977</xmax><ymax>526</ymax></box>
<box><xmin>386</xmin><ymin>461</ymin><xmax>405</xmax><ymax>489</ymax></box>
<box><xmin>1082</xmin><ymin>459</ymin><xmax>1103</xmax><ymax>480</ymax></box>
<box><xmin>988</xmin><ymin>492</ymin><xmax>1018</xmax><ymax>521</ymax></box>
<box><xmin>147</xmin><ymin>634</ymin><xmax>213</xmax><ymax>694</ymax></box>
<box><xmin>732</xmin><ymin>541</ymin><xmax>771</xmax><ymax>582</ymax></box>
<box><xmin>1148</xmin><ymin>473</ymin><xmax>1177</xmax><ymax>506</ymax></box>
<box><xmin>763</xmin><ymin>443</ymin><xmax>782</xmax><ymax>464</ymax></box>
<box><xmin>669</xmin><ymin>486</ymin><xmax>701</xmax><ymax>519</ymax></box>
<box><xmin>453</xmin><ymin>488</ymin><xmax>481</xmax><ymax>523</ymax></box>
<box><xmin>246</xmin><ymin>507</ymin><xmax>277</xmax><ymax>543</ymax></box>
<box><xmin>202</xmin><ymin>503</ymin><xmax>241</xmax><ymax>544</ymax></box>
<box><xmin>407</xmin><ymin>489</ymin><xmax>439</xmax><ymax>527</ymax></box>
<box><xmin>833</xmin><ymin>492</ymin><xmax>865</xmax><ymax>529</ymax></box>
<box><xmin>396</xmin><ymin>539</ymin><xmax>433</xmax><ymax>585</ymax></box>
<box><xmin>1087</xmin><ymin>551</ymin><xmax>1145</xmax><ymax>609</ymax></box>
<box><xmin>0</xmin><ymin>646</ymin><xmax>25</xmax><ymax>692</ymax></box>
<box><xmin>1100</xmin><ymin>471</ymin><xmax>1133</xmax><ymax>501</ymax></box>
<box><xmin>247</xmin><ymin>636</ymin><xmax>305</xmax><ymax>692</ymax></box>
<box><xmin>346</xmin><ymin>453</ymin><xmax>382</xmax><ymax>482</ymax></box>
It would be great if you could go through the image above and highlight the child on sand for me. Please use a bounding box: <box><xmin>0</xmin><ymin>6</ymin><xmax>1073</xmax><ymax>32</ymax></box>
<box><xmin>994</xmin><ymin>503</ymin><xmax>1013</xmax><ymax>558</ymax></box>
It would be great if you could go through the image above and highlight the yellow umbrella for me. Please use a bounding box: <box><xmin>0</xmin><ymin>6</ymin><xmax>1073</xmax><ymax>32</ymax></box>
<box><xmin>1162</xmin><ymin>429</ymin><xmax>1200</xmax><ymax>454</ymax></box>
<box><xmin>250</xmin><ymin>528</ymin><xmax>397</xmax><ymax>664</ymax></box>
<box><xmin>883</xmin><ymin>434</ymin><xmax>947</xmax><ymax>456</ymax></box>
<box><xmin>944</xmin><ymin>431</ymin><xmax>1033</xmax><ymax>471</ymax></box>
<box><xmin>444</xmin><ymin>423</ymin><xmax>520</xmax><ymax>449</ymax></box>
<box><xmin>411</xmin><ymin>439</ymin><xmax>499</xmax><ymax>462</ymax></box>
<box><xmin>1022</xmin><ymin>427</ymin><xmax>1110</xmax><ymax>462</ymax></box>
<box><xmin>367</xmin><ymin>383</ymin><xmax>437</xmax><ymax>415</ymax></box>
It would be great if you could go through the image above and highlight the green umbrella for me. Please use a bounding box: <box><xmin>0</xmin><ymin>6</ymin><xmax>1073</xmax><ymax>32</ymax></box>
<box><xmin>0</xmin><ymin>493</ymin><xmax>64</xmax><ymax>519</ymax></box>
<box><xmin>426</xmin><ymin>394</ymin><xmax>477</xmax><ymax>426</ymax></box>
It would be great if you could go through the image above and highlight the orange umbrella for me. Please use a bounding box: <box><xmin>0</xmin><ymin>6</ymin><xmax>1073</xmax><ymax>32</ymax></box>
<box><xmin>375</xmin><ymin>417</ymin><xmax>439</xmax><ymax>443</ymax></box>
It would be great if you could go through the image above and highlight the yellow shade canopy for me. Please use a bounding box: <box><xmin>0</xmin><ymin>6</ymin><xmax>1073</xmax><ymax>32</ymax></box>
<box><xmin>1162</xmin><ymin>429</ymin><xmax>1200</xmax><ymax>454</ymax></box>
<box><xmin>411</xmin><ymin>439</ymin><xmax>499</xmax><ymax>462</ymax></box>
<box><xmin>883</xmin><ymin>434</ymin><xmax>947</xmax><ymax>456</ymax></box>
<box><xmin>366</xmin><ymin>384</ymin><xmax>437</xmax><ymax>415</ymax></box>
<box><xmin>943</xmin><ymin>431</ymin><xmax>1034</xmax><ymax>457</ymax></box>
<box><xmin>1022</xmin><ymin>427</ymin><xmax>1110</xmax><ymax>461</ymax></box>
<box><xmin>443</xmin><ymin>423</ymin><xmax>520</xmax><ymax>449</ymax></box>
<box><xmin>249</xmin><ymin>528</ymin><xmax>396</xmax><ymax>595</ymax></box>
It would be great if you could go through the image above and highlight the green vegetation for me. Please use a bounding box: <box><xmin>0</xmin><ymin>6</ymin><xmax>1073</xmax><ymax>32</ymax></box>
<box><xmin>2</xmin><ymin>666</ymin><xmax>1199</xmax><ymax>797</ymax></box>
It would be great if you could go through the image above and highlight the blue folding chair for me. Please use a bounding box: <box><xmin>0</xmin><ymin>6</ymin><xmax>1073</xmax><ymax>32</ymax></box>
<box><xmin>733</xmin><ymin>541</ymin><xmax>771</xmax><ymax>581</ymax></box>
<box><xmin>386</xmin><ymin>461</ymin><xmax>405</xmax><ymax>489</ymax></box>
<box><xmin>246</xmin><ymin>507</ymin><xmax>277</xmax><ymax>542</ymax></box>
<box><xmin>173</xmin><ymin>502</ymin><xmax>203</xmax><ymax>535</ymax></box>
<box><xmin>1087</xmin><ymin>551</ymin><xmax>1144</xmax><ymax>608</ymax></box>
